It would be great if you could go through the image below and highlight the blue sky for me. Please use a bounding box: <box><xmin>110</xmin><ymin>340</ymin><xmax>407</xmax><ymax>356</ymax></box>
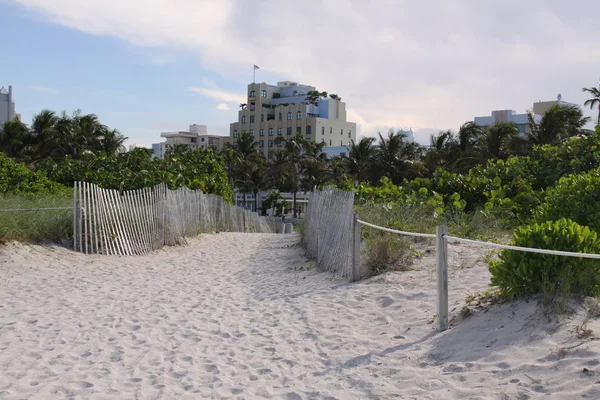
<box><xmin>2</xmin><ymin>0</ymin><xmax>600</xmax><ymax>148</ymax></box>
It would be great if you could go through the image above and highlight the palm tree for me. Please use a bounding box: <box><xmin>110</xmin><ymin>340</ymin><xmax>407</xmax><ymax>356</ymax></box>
<box><xmin>374</xmin><ymin>130</ymin><xmax>422</xmax><ymax>184</ymax></box>
<box><xmin>476</xmin><ymin>123</ymin><xmax>519</xmax><ymax>160</ymax></box>
<box><xmin>345</xmin><ymin>137</ymin><xmax>375</xmax><ymax>182</ymax></box>
<box><xmin>99</xmin><ymin>129</ymin><xmax>127</xmax><ymax>155</ymax></box>
<box><xmin>423</xmin><ymin>130</ymin><xmax>455</xmax><ymax>174</ymax></box>
<box><xmin>272</xmin><ymin>134</ymin><xmax>305</xmax><ymax>218</ymax></box>
<box><xmin>527</xmin><ymin>105</ymin><xmax>590</xmax><ymax>145</ymax></box>
<box><xmin>0</xmin><ymin>118</ymin><xmax>28</xmax><ymax>159</ymax></box>
<box><xmin>582</xmin><ymin>85</ymin><xmax>600</xmax><ymax>126</ymax></box>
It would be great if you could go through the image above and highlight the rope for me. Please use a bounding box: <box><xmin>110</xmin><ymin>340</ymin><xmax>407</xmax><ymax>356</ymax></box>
<box><xmin>443</xmin><ymin>235</ymin><xmax>600</xmax><ymax>259</ymax></box>
<box><xmin>357</xmin><ymin>219</ymin><xmax>436</xmax><ymax>239</ymax></box>
<box><xmin>0</xmin><ymin>207</ymin><xmax>72</xmax><ymax>212</ymax></box>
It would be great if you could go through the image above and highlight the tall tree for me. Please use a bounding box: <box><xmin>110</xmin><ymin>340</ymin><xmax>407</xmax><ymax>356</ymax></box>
<box><xmin>527</xmin><ymin>105</ymin><xmax>590</xmax><ymax>145</ymax></box>
<box><xmin>476</xmin><ymin>122</ymin><xmax>519</xmax><ymax>160</ymax></box>
<box><xmin>582</xmin><ymin>85</ymin><xmax>600</xmax><ymax>126</ymax></box>
<box><xmin>345</xmin><ymin>137</ymin><xmax>375</xmax><ymax>182</ymax></box>
<box><xmin>374</xmin><ymin>130</ymin><xmax>422</xmax><ymax>184</ymax></box>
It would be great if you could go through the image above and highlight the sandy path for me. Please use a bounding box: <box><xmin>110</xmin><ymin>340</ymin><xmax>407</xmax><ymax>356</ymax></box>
<box><xmin>1</xmin><ymin>233</ymin><xmax>600</xmax><ymax>399</ymax></box>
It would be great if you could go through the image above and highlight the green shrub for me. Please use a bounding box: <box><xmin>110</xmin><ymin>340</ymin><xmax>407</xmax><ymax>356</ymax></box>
<box><xmin>0</xmin><ymin>153</ymin><xmax>70</xmax><ymax>196</ymax></box>
<box><xmin>489</xmin><ymin>218</ymin><xmax>600</xmax><ymax>302</ymax></box>
<box><xmin>536</xmin><ymin>168</ymin><xmax>600</xmax><ymax>232</ymax></box>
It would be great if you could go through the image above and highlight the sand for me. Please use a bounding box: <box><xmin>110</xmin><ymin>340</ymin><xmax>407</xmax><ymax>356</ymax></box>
<box><xmin>1</xmin><ymin>232</ymin><xmax>600</xmax><ymax>399</ymax></box>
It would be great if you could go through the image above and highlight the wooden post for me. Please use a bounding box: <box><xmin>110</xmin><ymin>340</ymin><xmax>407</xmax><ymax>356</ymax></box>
<box><xmin>352</xmin><ymin>213</ymin><xmax>361</xmax><ymax>282</ymax></box>
<box><xmin>436</xmin><ymin>225</ymin><xmax>449</xmax><ymax>332</ymax></box>
<box><xmin>73</xmin><ymin>182</ymin><xmax>78</xmax><ymax>251</ymax></box>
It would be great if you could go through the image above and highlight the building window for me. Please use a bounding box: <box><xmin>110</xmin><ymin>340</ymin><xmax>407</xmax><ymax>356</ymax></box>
<box><xmin>277</xmin><ymin>141</ymin><xmax>282</xmax><ymax>148</ymax></box>
<box><xmin>287</xmin><ymin>112</ymin><xmax>292</xmax><ymax>120</ymax></box>
<box><xmin>348</xmin><ymin>130</ymin><xmax>351</xmax><ymax>137</ymax></box>
<box><xmin>277</xmin><ymin>128</ymin><xmax>283</xmax><ymax>136</ymax></box>
<box><xmin>321</xmin><ymin>138</ymin><xmax>325</xmax><ymax>143</ymax></box>
<box><xmin>329</xmin><ymin>139</ymin><xmax>332</xmax><ymax>145</ymax></box>
<box><xmin>191</xmin><ymin>138</ymin><xmax>197</xmax><ymax>143</ymax></box>
<box><xmin>330</xmin><ymin>127</ymin><xmax>332</xmax><ymax>133</ymax></box>
<box><xmin>269</xmin><ymin>128</ymin><xmax>274</xmax><ymax>136</ymax></box>
<box><xmin>296</xmin><ymin>127</ymin><xmax>301</xmax><ymax>135</ymax></box>
<box><xmin>250</xmin><ymin>115</ymin><xmax>255</xmax><ymax>123</ymax></box>
<box><xmin>250</xmin><ymin>129</ymin><xmax>254</xmax><ymax>136</ymax></box>
<box><xmin>259</xmin><ymin>129</ymin><xmax>265</xmax><ymax>136</ymax></box>
<box><xmin>279</xmin><ymin>112</ymin><xmax>282</xmax><ymax>121</ymax></box>
<box><xmin>321</xmin><ymin>126</ymin><xmax>325</xmax><ymax>135</ymax></box>
<box><xmin>341</xmin><ymin>128</ymin><xmax>343</xmax><ymax>135</ymax></box>
<box><xmin>250</xmin><ymin>103</ymin><xmax>256</xmax><ymax>111</ymax></box>
<box><xmin>287</xmin><ymin>127</ymin><xmax>292</xmax><ymax>135</ymax></box>
<box><xmin>261</xmin><ymin>90</ymin><xmax>267</xmax><ymax>97</ymax></box>
<box><xmin>233</xmin><ymin>130</ymin><xmax>238</xmax><ymax>138</ymax></box>
<box><xmin>249</xmin><ymin>90</ymin><xmax>256</xmax><ymax>98</ymax></box>
<box><xmin>242</xmin><ymin>116</ymin><xmax>246</xmax><ymax>123</ymax></box>
<box><xmin>341</xmin><ymin>140</ymin><xmax>343</xmax><ymax>146</ymax></box>
<box><xmin>306</xmin><ymin>125</ymin><xmax>312</xmax><ymax>135</ymax></box>
<box><xmin>259</xmin><ymin>140</ymin><xmax>264</xmax><ymax>148</ymax></box>
<box><xmin>297</xmin><ymin>111</ymin><xmax>303</xmax><ymax>120</ymax></box>
<box><xmin>268</xmin><ymin>140</ymin><xmax>273</xmax><ymax>148</ymax></box>
<box><xmin>261</xmin><ymin>114</ymin><xmax>264</xmax><ymax>122</ymax></box>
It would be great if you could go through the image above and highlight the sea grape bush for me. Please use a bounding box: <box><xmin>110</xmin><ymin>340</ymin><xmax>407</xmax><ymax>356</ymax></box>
<box><xmin>536</xmin><ymin>167</ymin><xmax>600</xmax><ymax>233</ymax></box>
<box><xmin>40</xmin><ymin>148</ymin><xmax>233</xmax><ymax>202</ymax></box>
<box><xmin>0</xmin><ymin>153</ymin><xmax>70</xmax><ymax>196</ymax></box>
<box><xmin>489</xmin><ymin>218</ymin><xmax>600</xmax><ymax>301</ymax></box>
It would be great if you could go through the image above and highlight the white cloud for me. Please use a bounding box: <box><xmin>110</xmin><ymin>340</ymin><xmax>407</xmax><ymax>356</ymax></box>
<box><xmin>216</xmin><ymin>103</ymin><xmax>230</xmax><ymax>111</ymax></box>
<box><xmin>188</xmin><ymin>87</ymin><xmax>245</xmax><ymax>105</ymax></box>
<box><xmin>29</xmin><ymin>85</ymin><xmax>58</xmax><ymax>93</ymax></box>
<box><xmin>12</xmin><ymin>0</ymin><xmax>600</xmax><ymax>139</ymax></box>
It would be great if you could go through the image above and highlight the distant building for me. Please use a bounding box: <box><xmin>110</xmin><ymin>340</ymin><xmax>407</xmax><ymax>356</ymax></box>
<box><xmin>532</xmin><ymin>93</ymin><xmax>579</xmax><ymax>116</ymax></box>
<box><xmin>474</xmin><ymin>110</ymin><xmax>534</xmax><ymax>135</ymax></box>
<box><xmin>322</xmin><ymin>146</ymin><xmax>349</xmax><ymax>158</ymax></box>
<box><xmin>230</xmin><ymin>81</ymin><xmax>357</xmax><ymax>158</ymax></box>
<box><xmin>151</xmin><ymin>124</ymin><xmax>228</xmax><ymax>159</ymax></box>
<box><xmin>473</xmin><ymin>94</ymin><xmax>576</xmax><ymax>135</ymax></box>
<box><xmin>0</xmin><ymin>86</ymin><xmax>17</xmax><ymax>125</ymax></box>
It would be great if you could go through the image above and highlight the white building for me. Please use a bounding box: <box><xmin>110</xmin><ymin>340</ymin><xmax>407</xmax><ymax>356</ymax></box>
<box><xmin>0</xmin><ymin>86</ymin><xmax>17</xmax><ymax>125</ymax></box>
<box><xmin>398</xmin><ymin>128</ymin><xmax>415</xmax><ymax>143</ymax></box>
<box><xmin>474</xmin><ymin>94</ymin><xmax>578</xmax><ymax>135</ymax></box>
<box><xmin>152</xmin><ymin>124</ymin><xmax>229</xmax><ymax>159</ymax></box>
<box><xmin>230</xmin><ymin>81</ymin><xmax>357</xmax><ymax>157</ymax></box>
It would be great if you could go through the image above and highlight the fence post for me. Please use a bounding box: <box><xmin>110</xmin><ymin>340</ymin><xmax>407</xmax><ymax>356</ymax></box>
<box><xmin>352</xmin><ymin>213</ymin><xmax>361</xmax><ymax>282</ymax></box>
<box><xmin>73</xmin><ymin>182</ymin><xmax>78</xmax><ymax>251</ymax></box>
<box><xmin>436</xmin><ymin>225</ymin><xmax>449</xmax><ymax>332</ymax></box>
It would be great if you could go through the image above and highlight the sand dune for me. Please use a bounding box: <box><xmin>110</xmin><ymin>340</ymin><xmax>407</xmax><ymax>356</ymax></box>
<box><xmin>1</xmin><ymin>233</ymin><xmax>599</xmax><ymax>399</ymax></box>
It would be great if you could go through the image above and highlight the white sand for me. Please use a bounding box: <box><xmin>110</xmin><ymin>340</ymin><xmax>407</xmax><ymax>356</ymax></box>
<box><xmin>1</xmin><ymin>233</ymin><xmax>600</xmax><ymax>399</ymax></box>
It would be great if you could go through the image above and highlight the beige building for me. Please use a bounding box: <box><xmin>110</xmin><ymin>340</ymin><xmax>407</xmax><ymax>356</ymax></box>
<box><xmin>532</xmin><ymin>94</ymin><xmax>579</xmax><ymax>116</ymax></box>
<box><xmin>152</xmin><ymin>124</ymin><xmax>227</xmax><ymax>159</ymax></box>
<box><xmin>229</xmin><ymin>81</ymin><xmax>357</xmax><ymax>157</ymax></box>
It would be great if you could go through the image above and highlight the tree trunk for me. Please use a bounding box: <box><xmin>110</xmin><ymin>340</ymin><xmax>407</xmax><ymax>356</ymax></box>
<box><xmin>243</xmin><ymin>192</ymin><xmax>246</xmax><ymax>209</ymax></box>
<box><xmin>293</xmin><ymin>191</ymin><xmax>297</xmax><ymax>218</ymax></box>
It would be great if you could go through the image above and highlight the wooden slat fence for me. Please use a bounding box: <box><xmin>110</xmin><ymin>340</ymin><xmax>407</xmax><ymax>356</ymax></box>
<box><xmin>302</xmin><ymin>186</ymin><xmax>355</xmax><ymax>278</ymax></box>
<box><xmin>73</xmin><ymin>182</ymin><xmax>275</xmax><ymax>255</ymax></box>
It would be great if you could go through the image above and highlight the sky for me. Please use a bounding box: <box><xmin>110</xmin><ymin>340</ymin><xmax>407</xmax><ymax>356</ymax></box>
<box><xmin>1</xmin><ymin>0</ymin><xmax>599</xmax><ymax>148</ymax></box>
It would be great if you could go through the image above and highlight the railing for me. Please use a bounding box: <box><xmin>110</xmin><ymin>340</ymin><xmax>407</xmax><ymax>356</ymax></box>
<box><xmin>73</xmin><ymin>182</ymin><xmax>276</xmax><ymax>256</ymax></box>
<box><xmin>352</xmin><ymin>215</ymin><xmax>600</xmax><ymax>332</ymax></box>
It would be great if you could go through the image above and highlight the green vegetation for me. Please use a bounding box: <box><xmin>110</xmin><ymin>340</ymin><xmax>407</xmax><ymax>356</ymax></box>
<box><xmin>489</xmin><ymin>219</ymin><xmax>600</xmax><ymax>303</ymax></box>
<box><xmin>536</xmin><ymin>167</ymin><xmax>600</xmax><ymax>233</ymax></box>
<box><xmin>0</xmin><ymin>195</ymin><xmax>72</xmax><ymax>242</ymax></box>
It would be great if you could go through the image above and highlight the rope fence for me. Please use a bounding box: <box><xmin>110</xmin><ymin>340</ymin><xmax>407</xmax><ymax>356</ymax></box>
<box><xmin>354</xmin><ymin>216</ymin><xmax>600</xmax><ymax>332</ymax></box>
